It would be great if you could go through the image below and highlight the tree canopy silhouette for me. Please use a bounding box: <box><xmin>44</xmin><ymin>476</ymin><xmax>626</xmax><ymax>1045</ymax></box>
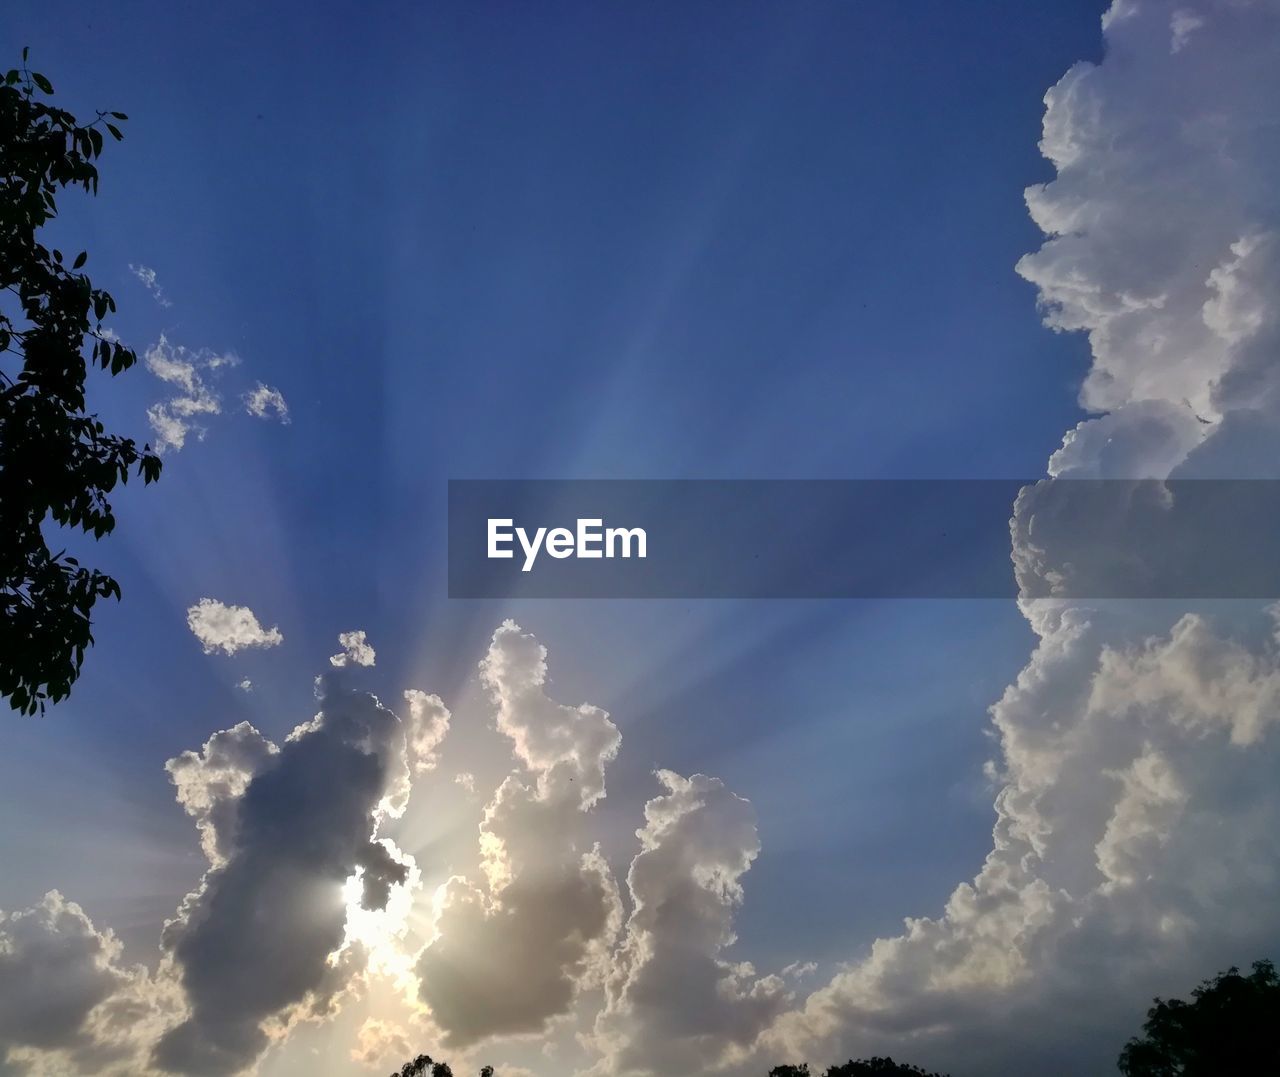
<box><xmin>0</xmin><ymin>50</ymin><xmax>159</xmax><ymax>715</ymax></box>
<box><xmin>770</xmin><ymin>1059</ymin><xmax>948</xmax><ymax>1076</ymax></box>
<box><xmin>1118</xmin><ymin>959</ymin><xmax>1280</xmax><ymax>1075</ymax></box>
<box><xmin>392</xmin><ymin>1056</ymin><xmax>493</xmax><ymax>1077</ymax></box>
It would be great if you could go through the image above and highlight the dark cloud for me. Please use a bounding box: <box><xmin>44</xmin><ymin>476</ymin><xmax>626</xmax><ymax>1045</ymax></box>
<box><xmin>153</xmin><ymin>672</ymin><xmax>414</xmax><ymax>1075</ymax></box>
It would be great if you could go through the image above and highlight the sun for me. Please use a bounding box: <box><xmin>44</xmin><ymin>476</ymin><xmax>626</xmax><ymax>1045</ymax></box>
<box><xmin>337</xmin><ymin>845</ymin><xmax>423</xmax><ymax>993</ymax></box>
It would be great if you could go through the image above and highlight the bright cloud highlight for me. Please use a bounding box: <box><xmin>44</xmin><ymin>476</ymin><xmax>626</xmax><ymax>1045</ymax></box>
<box><xmin>186</xmin><ymin>599</ymin><xmax>283</xmax><ymax>657</ymax></box>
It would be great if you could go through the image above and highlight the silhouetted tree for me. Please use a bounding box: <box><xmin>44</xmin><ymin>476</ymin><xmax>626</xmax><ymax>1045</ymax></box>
<box><xmin>393</xmin><ymin>1054</ymin><xmax>446</xmax><ymax>1077</ymax></box>
<box><xmin>826</xmin><ymin>1059</ymin><xmax>947</xmax><ymax>1076</ymax></box>
<box><xmin>1118</xmin><ymin>959</ymin><xmax>1280</xmax><ymax>1075</ymax></box>
<box><xmin>392</xmin><ymin>1056</ymin><xmax>493</xmax><ymax>1077</ymax></box>
<box><xmin>0</xmin><ymin>50</ymin><xmax>160</xmax><ymax>715</ymax></box>
<box><xmin>770</xmin><ymin>1060</ymin><xmax>947</xmax><ymax>1076</ymax></box>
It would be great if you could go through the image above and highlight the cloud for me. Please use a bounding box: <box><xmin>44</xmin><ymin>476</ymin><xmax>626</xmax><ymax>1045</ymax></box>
<box><xmin>144</xmin><ymin>336</ymin><xmax>237</xmax><ymax>453</ymax></box>
<box><xmin>403</xmin><ymin>690</ymin><xmax>451</xmax><ymax>773</ymax></box>
<box><xmin>11</xmin><ymin>3</ymin><xmax>1280</xmax><ymax>1074</ymax></box>
<box><xmin>0</xmin><ymin>892</ymin><xmax>171</xmax><ymax>1076</ymax></box>
<box><xmin>186</xmin><ymin>599</ymin><xmax>283</xmax><ymax>657</ymax></box>
<box><xmin>349</xmin><ymin>1018</ymin><xmax>411</xmax><ymax>1068</ymax></box>
<box><xmin>747</xmin><ymin>3</ymin><xmax>1280</xmax><ymax>1072</ymax></box>
<box><xmin>1014</xmin><ymin>0</ymin><xmax>1280</xmax><ymax>449</ymax></box>
<box><xmin>414</xmin><ymin>621</ymin><xmax>622</xmax><ymax>1048</ymax></box>
<box><xmin>588</xmin><ymin>771</ymin><xmax>788</xmax><ymax>1077</ymax></box>
<box><xmin>0</xmin><ymin>892</ymin><xmax>129</xmax><ymax>1062</ymax></box>
<box><xmin>242</xmin><ymin>384</ymin><xmax>290</xmax><ymax>424</ymax></box>
<box><xmin>165</xmin><ymin>722</ymin><xmax>278</xmax><ymax>866</ymax></box>
<box><xmin>129</xmin><ymin>263</ymin><xmax>171</xmax><ymax>307</ymax></box>
<box><xmin>1170</xmin><ymin>8</ymin><xmax>1205</xmax><ymax>52</ymax></box>
<box><xmin>144</xmin><ymin>338</ymin><xmax>284</xmax><ymax>451</ymax></box>
<box><xmin>331</xmin><ymin>630</ymin><xmax>377</xmax><ymax>668</ymax></box>
<box><xmin>152</xmin><ymin>672</ymin><xmax>418</xmax><ymax>1075</ymax></box>
<box><xmin>758</xmin><ymin>604</ymin><xmax>1280</xmax><ymax>1074</ymax></box>
<box><xmin>236</xmin><ymin>679</ymin><xmax>253</xmax><ymax>692</ymax></box>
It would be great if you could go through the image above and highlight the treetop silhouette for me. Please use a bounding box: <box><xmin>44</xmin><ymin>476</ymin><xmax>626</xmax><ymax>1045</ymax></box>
<box><xmin>1</xmin><ymin>50</ymin><xmax>160</xmax><ymax>715</ymax></box>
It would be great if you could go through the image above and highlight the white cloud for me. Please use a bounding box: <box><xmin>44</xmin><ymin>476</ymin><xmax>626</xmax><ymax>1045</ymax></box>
<box><xmin>748</xmin><ymin>2</ymin><xmax>1280</xmax><ymax>1072</ymax></box>
<box><xmin>330</xmin><ymin>630</ymin><xmax>376</xmax><ymax>668</ymax></box>
<box><xmin>144</xmin><ymin>336</ymin><xmax>237</xmax><ymax>454</ymax></box>
<box><xmin>415</xmin><ymin>621</ymin><xmax>622</xmax><ymax>1048</ymax></box>
<box><xmin>757</xmin><ymin>604</ymin><xmax>1280</xmax><ymax>1074</ymax></box>
<box><xmin>587</xmin><ymin>771</ymin><xmax>788</xmax><ymax>1077</ymax></box>
<box><xmin>128</xmin><ymin>263</ymin><xmax>171</xmax><ymax>307</ymax></box>
<box><xmin>186</xmin><ymin>599</ymin><xmax>283</xmax><ymax>657</ymax></box>
<box><xmin>165</xmin><ymin>722</ymin><xmax>278</xmax><ymax>866</ymax></box>
<box><xmin>236</xmin><ymin>679</ymin><xmax>253</xmax><ymax>692</ymax></box>
<box><xmin>242</xmin><ymin>383</ymin><xmax>290</xmax><ymax>424</ymax></box>
<box><xmin>403</xmin><ymin>690</ymin><xmax>451</xmax><ymax>773</ymax></box>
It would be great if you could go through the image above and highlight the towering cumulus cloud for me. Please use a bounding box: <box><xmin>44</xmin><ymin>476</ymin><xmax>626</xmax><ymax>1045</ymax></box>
<box><xmin>589</xmin><ymin>771</ymin><xmax>788</xmax><ymax>1076</ymax></box>
<box><xmin>153</xmin><ymin>644</ymin><xmax>420</xmax><ymax>1075</ymax></box>
<box><xmin>415</xmin><ymin>621</ymin><xmax>623</xmax><ymax>1047</ymax></box>
<box><xmin>753</xmin><ymin>2</ymin><xmax>1280</xmax><ymax>1073</ymax></box>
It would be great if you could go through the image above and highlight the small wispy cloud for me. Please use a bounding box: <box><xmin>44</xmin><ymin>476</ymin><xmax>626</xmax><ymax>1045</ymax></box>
<box><xmin>128</xmin><ymin>263</ymin><xmax>172</xmax><ymax>307</ymax></box>
<box><xmin>144</xmin><ymin>335</ymin><xmax>237</xmax><ymax>453</ymax></box>
<box><xmin>186</xmin><ymin>599</ymin><xmax>283</xmax><ymax>656</ymax></box>
<box><xmin>243</xmin><ymin>383</ymin><xmax>290</xmax><ymax>424</ymax></box>
<box><xmin>1170</xmin><ymin>8</ymin><xmax>1204</xmax><ymax>53</ymax></box>
<box><xmin>236</xmin><ymin>679</ymin><xmax>254</xmax><ymax>692</ymax></box>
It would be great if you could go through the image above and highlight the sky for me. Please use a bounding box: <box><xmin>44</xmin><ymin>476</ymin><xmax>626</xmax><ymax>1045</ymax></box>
<box><xmin>3</xmin><ymin>1</ymin><xmax>1280</xmax><ymax>1075</ymax></box>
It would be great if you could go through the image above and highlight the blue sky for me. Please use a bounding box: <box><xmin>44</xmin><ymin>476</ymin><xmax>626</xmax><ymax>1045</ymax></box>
<box><xmin>21</xmin><ymin>2</ymin><xmax>1275</xmax><ymax>1075</ymax></box>
<box><xmin>0</xmin><ymin>0</ymin><xmax>1100</xmax><ymax>932</ymax></box>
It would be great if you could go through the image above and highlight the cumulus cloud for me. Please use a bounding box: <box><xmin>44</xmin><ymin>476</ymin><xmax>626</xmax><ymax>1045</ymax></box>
<box><xmin>757</xmin><ymin>603</ymin><xmax>1280</xmax><ymax>1074</ymax></box>
<box><xmin>242</xmin><ymin>383</ymin><xmax>290</xmax><ymax>424</ymax></box>
<box><xmin>144</xmin><ymin>336</ymin><xmax>237</xmax><ymax>453</ymax></box>
<box><xmin>129</xmin><ymin>263</ymin><xmax>171</xmax><ymax>307</ymax></box>
<box><xmin>186</xmin><ymin>599</ymin><xmax>283</xmax><ymax>657</ymax></box>
<box><xmin>0</xmin><ymin>891</ymin><xmax>171</xmax><ymax>1076</ymax></box>
<box><xmin>750</xmin><ymin>3</ymin><xmax>1280</xmax><ymax>1073</ymax></box>
<box><xmin>165</xmin><ymin>722</ymin><xmax>279</xmax><ymax>866</ymax></box>
<box><xmin>415</xmin><ymin>621</ymin><xmax>622</xmax><ymax>1047</ymax></box>
<box><xmin>331</xmin><ymin>630</ymin><xmax>377</xmax><ymax>668</ymax></box>
<box><xmin>403</xmin><ymin>690</ymin><xmax>451</xmax><ymax>773</ymax></box>
<box><xmin>153</xmin><ymin>673</ymin><xmax>419</xmax><ymax>1075</ymax></box>
<box><xmin>12</xmin><ymin>4</ymin><xmax>1280</xmax><ymax>1075</ymax></box>
<box><xmin>588</xmin><ymin>771</ymin><xmax>788</xmax><ymax>1077</ymax></box>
